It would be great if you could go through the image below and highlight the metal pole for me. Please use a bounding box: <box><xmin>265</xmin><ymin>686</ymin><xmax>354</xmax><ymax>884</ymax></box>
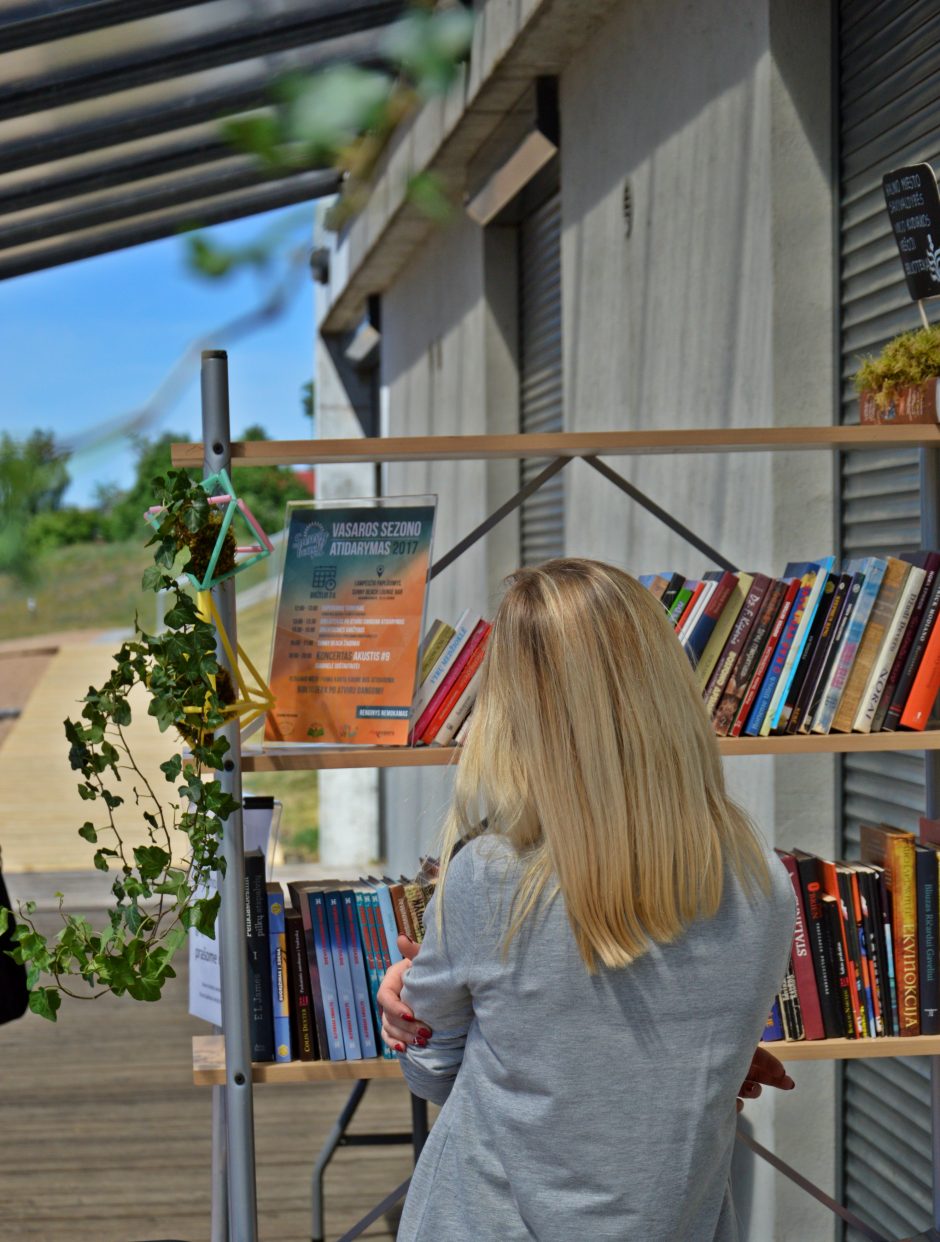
<box><xmin>202</xmin><ymin>349</ymin><xmax>259</xmax><ymax>1242</ymax></box>
<box><xmin>922</xmin><ymin>443</ymin><xmax>940</xmax><ymax>1235</ymax></box>
<box><xmin>210</xmin><ymin>1081</ymin><xmax>229</xmax><ymax>1242</ymax></box>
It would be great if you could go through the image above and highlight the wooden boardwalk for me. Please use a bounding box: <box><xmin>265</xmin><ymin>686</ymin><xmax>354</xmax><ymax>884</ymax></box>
<box><xmin>0</xmin><ymin>904</ymin><xmax>415</xmax><ymax>1242</ymax></box>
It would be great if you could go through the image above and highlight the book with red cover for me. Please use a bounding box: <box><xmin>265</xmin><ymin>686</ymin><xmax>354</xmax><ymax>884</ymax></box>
<box><xmin>777</xmin><ymin>851</ymin><xmax>826</xmax><ymax>1039</ymax></box>
<box><xmin>421</xmin><ymin>627</ymin><xmax>490</xmax><ymax>743</ymax></box>
<box><xmin>790</xmin><ymin>850</ymin><xmax>846</xmax><ymax>1038</ymax></box>
<box><xmin>684</xmin><ymin>571</ymin><xmax>738</xmax><ymax>664</ymax></box>
<box><xmin>818</xmin><ymin>857</ymin><xmax>865</xmax><ymax>1038</ymax></box>
<box><xmin>899</xmin><ymin>607</ymin><xmax>940</xmax><ymax>730</ymax></box>
<box><xmin>884</xmin><ymin>571</ymin><xmax>940</xmax><ymax>730</ymax></box>
<box><xmin>703</xmin><ymin>574</ymin><xmax>770</xmax><ymax>718</ymax></box>
<box><xmin>729</xmin><ymin>579</ymin><xmax>800</xmax><ymax>738</ymax></box>
<box><xmin>413</xmin><ymin>618</ymin><xmax>490</xmax><ymax>741</ymax></box>
<box><xmin>872</xmin><ymin>552</ymin><xmax>940</xmax><ymax>732</ymax></box>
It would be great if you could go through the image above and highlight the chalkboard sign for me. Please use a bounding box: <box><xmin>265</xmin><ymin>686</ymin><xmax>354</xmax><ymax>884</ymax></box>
<box><xmin>883</xmin><ymin>163</ymin><xmax>940</xmax><ymax>301</ymax></box>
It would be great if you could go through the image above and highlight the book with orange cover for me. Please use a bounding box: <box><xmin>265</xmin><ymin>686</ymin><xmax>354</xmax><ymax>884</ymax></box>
<box><xmin>860</xmin><ymin>823</ymin><xmax>919</xmax><ymax>1036</ymax></box>
<box><xmin>899</xmin><ymin>605</ymin><xmax>940</xmax><ymax>730</ymax></box>
<box><xmin>421</xmin><ymin>626</ymin><xmax>490</xmax><ymax>743</ymax></box>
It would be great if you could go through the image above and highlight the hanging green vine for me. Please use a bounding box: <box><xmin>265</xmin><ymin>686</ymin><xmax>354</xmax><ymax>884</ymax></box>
<box><xmin>0</xmin><ymin>469</ymin><xmax>239</xmax><ymax>1020</ymax></box>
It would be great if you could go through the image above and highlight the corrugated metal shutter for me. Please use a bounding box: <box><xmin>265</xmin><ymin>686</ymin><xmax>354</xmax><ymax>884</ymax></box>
<box><xmin>839</xmin><ymin>1</ymin><xmax>940</xmax><ymax>1236</ymax></box>
<box><xmin>519</xmin><ymin>192</ymin><xmax>564</xmax><ymax>564</ymax></box>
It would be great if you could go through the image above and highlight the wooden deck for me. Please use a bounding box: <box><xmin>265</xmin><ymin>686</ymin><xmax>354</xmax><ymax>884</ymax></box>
<box><xmin>0</xmin><ymin>904</ymin><xmax>416</xmax><ymax>1241</ymax></box>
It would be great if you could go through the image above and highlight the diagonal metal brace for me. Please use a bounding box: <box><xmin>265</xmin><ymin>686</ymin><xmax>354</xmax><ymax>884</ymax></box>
<box><xmin>735</xmin><ymin>1128</ymin><xmax>890</xmax><ymax>1241</ymax></box>
<box><xmin>335</xmin><ymin>1175</ymin><xmax>412</xmax><ymax>1242</ymax></box>
<box><xmin>429</xmin><ymin>456</ymin><xmax>571</xmax><ymax>580</ymax></box>
<box><xmin>583</xmin><ymin>456</ymin><xmax>737</xmax><ymax>573</ymax></box>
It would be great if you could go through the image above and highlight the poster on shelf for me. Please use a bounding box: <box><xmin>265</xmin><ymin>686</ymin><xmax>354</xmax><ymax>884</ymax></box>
<box><xmin>264</xmin><ymin>496</ymin><xmax>436</xmax><ymax>747</ymax></box>
<box><xmin>188</xmin><ymin>797</ymin><xmax>280</xmax><ymax>1026</ymax></box>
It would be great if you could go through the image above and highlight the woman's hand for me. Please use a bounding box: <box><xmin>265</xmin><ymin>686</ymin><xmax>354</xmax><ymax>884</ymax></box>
<box><xmin>378</xmin><ymin>934</ymin><xmax>432</xmax><ymax>1053</ymax></box>
<box><xmin>736</xmin><ymin>1047</ymin><xmax>795</xmax><ymax>1111</ymax></box>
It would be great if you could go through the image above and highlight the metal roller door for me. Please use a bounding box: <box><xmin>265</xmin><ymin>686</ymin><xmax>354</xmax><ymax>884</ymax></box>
<box><xmin>839</xmin><ymin>0</ymin><xmax>940</xmax><ymax>1235</ymax></box>
<box><xmin>519</xmin><ymin>192</ymin><xmax>564</xmax><ymax>565</ymax></box>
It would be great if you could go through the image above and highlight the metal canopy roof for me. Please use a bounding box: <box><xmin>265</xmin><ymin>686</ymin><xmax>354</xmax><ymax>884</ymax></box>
<box><xmin>0</xmin><ymin>0</ymin><xmax>406</xmax><ymax>280</ymax></box>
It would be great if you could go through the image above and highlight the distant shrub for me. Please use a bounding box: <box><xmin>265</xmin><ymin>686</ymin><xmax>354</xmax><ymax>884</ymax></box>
<box><xmin>28</xmin><ymin>507</ymin><xmax>102</xmax><ymax>552</ymax></box>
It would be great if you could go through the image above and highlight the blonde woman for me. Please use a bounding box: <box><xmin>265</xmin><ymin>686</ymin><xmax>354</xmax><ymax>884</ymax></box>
<box><xmin>379</xmin><ymin>559</ymin><xmax>795</xmax><ymax>1241</ymax></box>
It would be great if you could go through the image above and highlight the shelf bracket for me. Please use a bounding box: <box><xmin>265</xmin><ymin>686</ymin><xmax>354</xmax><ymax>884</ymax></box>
<box><xmin>582</xmin><ymin>456</ymin><xmax>738</xmax><ymax>572</ymax></box>
<box><xmin>429</xmin><ymin>455</ymin><xmax>571</xmax><ymax>580</ymax></box>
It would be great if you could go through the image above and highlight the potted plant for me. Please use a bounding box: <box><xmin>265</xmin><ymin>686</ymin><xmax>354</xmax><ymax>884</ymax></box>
<box><xmin>0</xmin><ymin>469</ymin><xmax>244</xmax><ymax>1020</ymax></box>
<box><xmin>855</xmin><ymin>323</ymin><xmax>940</xmax><ymax>424</ymax></box>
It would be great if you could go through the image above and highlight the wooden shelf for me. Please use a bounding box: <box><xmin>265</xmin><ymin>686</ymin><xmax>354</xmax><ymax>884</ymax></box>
<box><xmin>193</xmin><ymin>1035</ymin><xmax>404</xmax><ymax>1086</ymax></box>
<box><xmin>171</xmin><ymin>425</ymin><xmax>940</xmax><ymax>469</ymax></box>
<box><xmin>240</xmin><ymin>731</ymin><xmax>940</xmax><ymax>771</ymax></box>
<box><xmin>760</xmin><ymin>1036</ymin><xmax>940</xmax><ymax>1062</ymax></box>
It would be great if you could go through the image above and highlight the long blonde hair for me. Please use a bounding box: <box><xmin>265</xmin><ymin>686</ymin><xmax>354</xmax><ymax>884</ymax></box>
<box><xmin>439</xmin><ymin>558</ymin><xmax>770</xmax><ymax>971</ymax></box>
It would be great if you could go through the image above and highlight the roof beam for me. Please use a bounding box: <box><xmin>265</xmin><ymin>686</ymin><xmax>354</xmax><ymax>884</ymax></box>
<box><xmin>0</xmin><ymin>0</ymin><xmax>218</xmax><ymax>54</ymax></box>
<box><xmin>0</xmin><ymin>168</ymin><xmax>341</xmax><ymax>281</ymax></box>
<box><xmin>0</xmin><ymin>1</ymin><xmax>405</xmax><ymax>122</ymax></box>
<box><xmin>0</xmin><ymin>159</ymin><xmax>338</xmax><ymax>251</ymax></box>
<box><xmin>0</xmin><ymin>27</ymin><xmax>386</xmax><ymax>173</ymax></box>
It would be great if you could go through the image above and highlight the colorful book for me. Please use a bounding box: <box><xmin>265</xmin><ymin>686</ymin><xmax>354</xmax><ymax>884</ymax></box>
<box><xmin>659</xmin><ymin>573</ymin><xmax>686</xmax><ymax>614</ymax></box>
<box><xmin>410</xmin><ymin>609</ymin><xmax>477</xmax><ymax>738</ymax></box>
<box><xmin>420</xmin><ymin>625</ymin><xmax>490</xmax><ymax>743</ymax></box>
<box><xmin>855</xmin><ymin>563</ymin><xmax>926</xmax><ymax>731</ymax></box>
<box><xmin>325</xmin><ymin>890</ymin><xmax>362</xmax><ymax>1059</ymax></box>
<box><xmin>370</xmin><ymin>883</ymin><xmax>404</xmax><ymax>965</ymax></box>
<box><xmin>296</xmin><ymin>885</ymin><xmax>346</xmax><ymax>1060</ymax></box>
<box><xmin>284</xmin><ymin>908</ymin><xmax>316</xmax><ymax>1060</ymax></box>
<box><xmin>914</xmin><ymin>844</ymin><xmax>940</xmax><ymax>1034</ymax></box>
<box><xmin>764</xmin><ymin>1000</ymin><xmax>784</xmax><ymax>1042</ymax></box>
<box><xmin>812</xmin><ymin>558</ymin><xmax>888</xmax><ymax>734</ymax></box>
<box><xmin>733</xmin><ymin>578</ymin><xmax>800</xmax><ymax>738</ymax></box>
<box><xmin>419</xmin><ymin>620</ymin><xmax>454</xmax><ymax>685</ymax></box>
<box><xmin>801</xmin><ymin>568</ymin><xmax>865</xmax><ymax>733</ymax></box>
<box><xmin>341</xmin><ymin>891</ymin><xmax>378</xmax><ymax>1058</ymax></box>
<box><xmin>711</xmin><ymin>577</ymin><xmax>780</xmax><ymax>734</ymax></box>
<box><xmin>777</xmin><ymin>851</ymin><xmax>826</xmax><ymax>1039</ymax></box>
<box><xmin>832</xmin><ymin>556</ymin><xmax>909</xmax><ymax>732</ymax></box>
<box><xmin>884</xmin><ymin>571</ymin><xmax>940</xmax><ymax>730</ymax></box>
<box><xmin>788</xmin><ymin>571</ymin><xmax>849</xmax><ymax>734</ymax></box>
<box><xmin>790</xmin><ymin>850</ymin><xmax>845</xmax><ymax>1039</ymax></box>
<box><xmin>763</xmin><ymin>558</ymin><xmax>835</xmax><ymax>733</ymax></box>
<box><xmin>677</xmin><ymin>577</ymin><xmax>716</xmax><ymax>647</ymax></box>
<box><xmin>777</xmin><ymin>574</ymin><xmax>836</xmax><ymax>732</ymax></box>
<box><xmin>668</xmin><ymin>580</ymin><xmax>698</xmax><ymax>628</ymax></box>
<box><xmin>899</xmin><ymin>606</ymin><xmax>940</xmax><ymax>730</ymax></box>
<box><xmin>266</xmin><ymin>883</ymin><xmax>292</xmax><ymax>1063</ymax></box>
<box><xmin>244</xmin><ymin>850</ymin><xmax>275</xmax><ymax>1062</ymax></box>
<box><xmin>434</xmin><ymin>661</ymin><xmax>483</xmax><ymax>746</ymax></box>
<box><xmin>684</xmin><ymin>571</ymin><xmax>738</xmax><ymax>667</ymax></box>
<box><xmin>694</xmin><ymin>572</ymin><xmax>753</xmax><ymax>693</ymax></box>
<box><xmin>860</xmin><ymin>823</ymin><xmax>919</xmax><ymax>1036</ymax></box>
<box><xmin>872</xmin><ymin>552</ymin><xmax>940</xmax><ymax>732</ymax></box>
<box><xmin>286</xmin><ymin>881</ymin><xmax>330</xmax><ymax>1059</ymax></box>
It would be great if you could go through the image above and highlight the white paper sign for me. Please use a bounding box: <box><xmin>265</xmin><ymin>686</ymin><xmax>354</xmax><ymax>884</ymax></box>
<box><xmin>188</xmin><ymin>797</ymin><xmax>279</xmax><ymax>1025</ymax></box>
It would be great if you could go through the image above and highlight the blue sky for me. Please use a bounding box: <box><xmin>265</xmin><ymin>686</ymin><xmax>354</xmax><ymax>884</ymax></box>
<box><xmin>0</xmin><ymin>207</ymin><xmax>317</xmax><ymax>506</ymax></box>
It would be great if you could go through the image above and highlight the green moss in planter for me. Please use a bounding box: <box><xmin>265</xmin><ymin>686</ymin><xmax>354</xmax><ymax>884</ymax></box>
<box><xmin>855</xmin><ymin>324</ymin><xmax>940</xmax><ymax>409</ymax></box>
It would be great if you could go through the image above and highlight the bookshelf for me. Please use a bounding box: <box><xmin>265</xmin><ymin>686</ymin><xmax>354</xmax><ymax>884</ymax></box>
<box><xmin>187</xmin><ymin>370</ymin><xmax>940</xmax><ymax>1242</ymax></box>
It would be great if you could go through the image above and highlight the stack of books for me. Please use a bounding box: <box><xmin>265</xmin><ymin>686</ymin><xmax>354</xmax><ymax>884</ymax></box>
<box><xmin>769</xmin><ymin>821</ymin><xmax>940</xmax><ymax>1043</ymax></box>
<box><xmin>639</xmin><ymin>553</ymin><xmax>940</xmax><ymax>735</ymax></box>
<box><xmin>411</xmin><ymin>610</ymin><xmax>491</xmax><ymax>746</ymax></box>
<box><xmin>243</xmin><ymin>850</ymin><xmax>438</xmax><ymax>1064</ymax></box>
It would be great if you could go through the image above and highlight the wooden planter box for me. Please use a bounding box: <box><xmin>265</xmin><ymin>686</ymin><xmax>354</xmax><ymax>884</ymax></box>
<box><xmin>860</xmin><ymin>377</ymin><xmax>940</xmax><ymax>424</ymax></box>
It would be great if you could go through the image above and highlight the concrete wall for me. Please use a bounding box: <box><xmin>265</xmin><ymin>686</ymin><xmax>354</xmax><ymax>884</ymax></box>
<box><xmin>327</xmin><ymin>0</ymin><xmax>840</xmax><ymax>1234</ymax></box>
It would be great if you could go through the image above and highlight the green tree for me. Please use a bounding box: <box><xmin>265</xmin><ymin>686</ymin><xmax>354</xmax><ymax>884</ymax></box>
<box><xmin>0</xmin><ymin>431</ymin><xmax>70</xmax><ymax>581</ymax></box>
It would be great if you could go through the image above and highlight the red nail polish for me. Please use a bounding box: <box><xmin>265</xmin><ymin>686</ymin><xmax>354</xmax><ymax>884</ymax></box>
<box><xmin>395</xmin><ymin>1043</ymin><xmax>405</xmax><ymax>1053</ymax></box>
<box><xmin>415</xmin><ymin>1036</ymin><xmax>427</xmax><ymax>1048</ymax></box>
<box><xmin>401</xmin><ymin>1012</ymin><xmax>414</xmax><ymax>1022</ymax></box>
<box><xmin>418</xmin><ymin>1027</ymin><xmax>432</xmax><ymax>1039</ymax></box>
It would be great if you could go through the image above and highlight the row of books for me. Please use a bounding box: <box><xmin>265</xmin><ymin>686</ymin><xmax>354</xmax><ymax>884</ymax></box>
<box><xmin>244</xmin><ymin>850</ymin><xmax>438</xmax><ymax>1063</ymax></box>
<box><xmin>639</xmin><ymin>552</ymin><xmax>940</xmax><ymax>736</ymax></box>
<box><xmin>410</xmin><ymin>610</ymin><xmax>491</xmax><ymax>746</ymax></box>
<box><xmin>767</xmin><ymin>821</ymin><xmax>940</xmax><ymax>1043</ymax></box>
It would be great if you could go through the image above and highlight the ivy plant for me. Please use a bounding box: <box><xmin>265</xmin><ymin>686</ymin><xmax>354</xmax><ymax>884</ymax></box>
<box><xmin>0</xmin><ymin>469</ymin><xmax>239</xmax><ymax>1020</ymax></box>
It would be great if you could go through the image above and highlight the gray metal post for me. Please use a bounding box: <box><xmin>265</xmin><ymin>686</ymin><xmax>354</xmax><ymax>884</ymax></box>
<box><xmin>202</xmin><ymin>349</ymin><xmax>259</xmax><ymax>1242</ymax></box>
<box><xmin>210</xmin><ymin>1081</ymin><xmax>229</xmax><ymax>1242</ymax></box>
<box><xmin>922</xmin><ymin>444</ymin><xmax>940</xmax><ymax>1235</ymax></box>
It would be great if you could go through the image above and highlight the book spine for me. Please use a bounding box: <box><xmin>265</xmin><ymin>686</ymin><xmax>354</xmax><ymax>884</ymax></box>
<box><xmin>821</xmin><ymin>895</ymin><xmax>856</xmax><ymax>1038</ymax></box>
<box><xmin>326</xmin><ymin>892</ymin><xmax>362</xmax><ymax>1059</ymax></box>
<box><xmin>779</xmin><ymin>853</ymin><xmax>826</xmax><ymax>1039</ymax></box>
<box><xmin>659</xmin><ymin>573</ymin><xmax>685</xmax><ymax>614</ymax></box>
<box><xmin>285</xmin><ymin>910</ymin><xmax>316</xmax><ymax>1060</ymax></box>
<box><xmin>885</xmin><ymin>574</ymin><xmax>940</xmax><ymax>729</ymax></box>
<box><xmin>676</xmin><ymin>580</ymin><xmax>713</xmax><ymax>644</ymax></box>
<box><xmin>414</xmin><ymin>618</ymin><xmax>489</xmax><ymax>741</ymax></box>
<box><xmin>794</xmin><ymin>857</ymin><xmax>845</xmax><ymax>1038</ymax></box>
<box><xmin>244</xmin><ymin>854</ymin><xmax>275</xmax><ymax>1062</ymax></box>
<box><xmin>873</xmin><ymin>559</ymin><xmax>940</xmax><ymax>732</ymax></box>
<box><xmin>288</xmin><ymin>884</ymin><xmax>330</xmax><ymax>1058</ymax></box>
<box><xmin>855</xmin><ymin>567</ymin><xmax>925</xmax><ymax>732</ymax></box>
<box><xmin>685</xmin><ymin>571</ymin><xmax>738</xmax><ymax>665</ymax></box>
<box><xmin>856</xmin><ymin>871</ymin><xmax>885</xmax><ymax>1037</ymax></box>
<box><xmin>309</xmin><ymin>891</ymin><xmax>346</xmax><ymax>1060</ymax></box>
<box><xmin>266</xmin><ymin>887</ymin><xmax>292</xmax><ymax>1063</ymax></box>
<box><xmin>833</xmin><ymin>558</ymin><xmax>908</xmax><ymax>733</ymax></box>
<box><xmin>763</xmin><ymin>1000</ymin><xmax>784</xmax><ymax>1042</ymax></box>
<box><xmin>342</xmin><ymin>893</ymin><xmax>378</xmax><ymax>1057</ymax></box>
<box><xmin>778</xmin><ymin>574</ymin><xmax>835</xmax><ymax>732</ymax></box>
<box><xmin>372</xmin><ymin>885</ymin><xmax>404</xmax><ymax>964</ymax></box>
<box><xmin>813</xmin><ymin>559</ymin><xmax>887</xmax><ymax>734</ymax></box>
<box><xmin>788</xmin><ymin>573</ymin><xmax>848</xmax><ymax>734</ymax></box>
<box><xmin>668</xmin><ymin>581</ymin><xmax>696</xmax><ymax>627</ymax></box>
<box><xmin>695</xmin><ymin>572</ymin><xmax>754</xmax><ymax>693</ymax></box>
<box><xmin>434</xmin><ymin>663</ymin><xmax>482</xmax><ymax>747</ymax></box>
<box><xmin>702</xmin><ymin>574</ymin><xmax>767</xmax><ymax>713</ymax></box>
<box><xmin>421</xmin><ymin>629</ymin><xmax>489</xmax><ymax>744</ymax></box>
<box><xmin>825</xmin><ymin>865</ymin><xmax>865</xmax><ymax>1038</ymax></box>
<box><xmin>732</xmin><ymin>581</ymin><xmax>799</xmax><ymax>738</ymax></box>
<box><xmin>767</xmin><ymin>561</ymin><xmax>834</xmax><ymax>731</ymax></box>
<box><xmin>711</xmin><ymin>578</ymin><xmax>780</xmax><ymax>734</ymax></box>
<box><xmin>876</xmin><ymin>871</ymin><xmax>900</xmax><ymax>1036</ymax></box>
<box><xmin>899</xmin><ymin>611</ymin><xmax>940</xmax><ymax>729</ymax></box>
<box><xmin>890</xmin><ymin>838</ymin><xmax>920</xmax><ymax>1036</ymax></box>
<box><xmin>750</xmin><ymin>576</ymin><xmax>814</xmax><ymax>736</ymax></box>
<box><xmin>389</xmin><ymin>882</ymin><xmax>419</xmax><ymax>943</ymax></box>
<box><xmin>359</xmin><ymin>894</ymin><xmax>394</xmax><ymax>1059</ymax></box>
<box><xmin>419</xmin><ymin>622</ymin><xmax>453</xmax><ymax>685</ymax></box>
<box><xmin>917</xmin><ymin>848</ymin><xmax>940</xmax><ymax>1035</ymax></box>
<box><xmin>409</xmin><ymin>610</ymin><xmax>475</xmax><ymax>735</ymax></box>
